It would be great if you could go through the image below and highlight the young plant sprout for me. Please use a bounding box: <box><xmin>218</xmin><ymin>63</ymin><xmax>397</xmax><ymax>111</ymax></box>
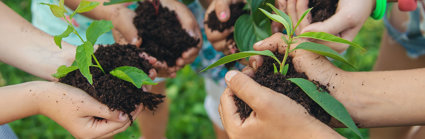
<box><xmin>202</xmin><ymin>3</ymin><xmax>365</xmax><ymax>138</ymax></box>
<box><xmin>42</xmin><ymin>0</ymin><xmax>156</xmax><ymax>88</ymax></box>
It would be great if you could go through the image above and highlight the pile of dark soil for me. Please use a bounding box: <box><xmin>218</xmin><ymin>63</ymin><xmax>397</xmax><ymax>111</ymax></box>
<box><xmin>234</xmin><ymin>54</ymin><xmax>331</xmax><ymax>124</ymax></box>
<box><xmin>204</xmin><ymin>2</ymin><xmax>247</xmax><ymax>32</ymax></box>
<box><xmin>133</xmin><ymin>1</ymin><xmax>200</xmax><ymax>67</ymax></box>
<box><xmin>59</xmin><ymin>44</ymin><xmax>165</xmax><ymax>122</ymax></box>
<box><xmin>308</xmin><ymin>0</ymin><xmax>339</xmax><ymax>23</ymax></box>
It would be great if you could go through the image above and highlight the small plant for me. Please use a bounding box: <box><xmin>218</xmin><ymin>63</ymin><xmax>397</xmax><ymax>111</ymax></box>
<box><xmin>202</xmin><ymin>3</ymin><xmax>364</xmax><ymax>138</ymax></box>
<box><xmin>42</xmin><ymin>0</ymin><xmax>156</xmax><ymax>88</ymax></box>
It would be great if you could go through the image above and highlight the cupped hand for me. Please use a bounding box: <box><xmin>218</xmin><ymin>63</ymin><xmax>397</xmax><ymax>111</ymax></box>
<box><xmin>219</xmin><ymin>70</ymin><xmax>344</xmax><ymax>139</ymax></box>
<box><xmin>37</xmin><ymin>82</ymin><xmax>143</xmax><ymax>138</ymax></box>
<box><xmin>105</xmin><ymin>3</ymin><xmax>142</xmax><ymax>46</ymax></box>
<box><xmin>275</xmin><ymin>0</ymin><xmax>374</xmax><ymax>52</ymax></box>
<box><xmin>140</xmin><ymin>0</ymin><xmax>202</xmax><ymax>78</ymax></box>
<box><xmin>204</xmin><ymin>0</ymin><xmax>243</xmax><ymax>55</ymax></box>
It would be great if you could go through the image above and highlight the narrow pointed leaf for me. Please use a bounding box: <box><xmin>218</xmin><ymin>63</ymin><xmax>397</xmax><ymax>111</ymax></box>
<box><xmin>265</xmin><ymin>3</ymin><xmax>293</xmax><ymax>35</ymax></box>
<box><xmin>273</xmin><ymin>63</ymin><xmax>278</xmax><ymax>73</ymax></box>
<box><xmin>288</xmin><ymin>78</ymin><xmax>363</xmax><ymax>139</ymax></box>
<box><xmin>104</xmin><ymin>0</ymin><xmax>139</xmax><ymax>6</ymax></box>
<box><xmin>201</xmin><ymin>50</ymin><xmax>279</xmax><ymax>72</ymax></box>
<box><xmin>40</xmin><ymin>3</ymin><xmax>66</xmax><ymax>17</ymax></box>
<box><xmin>110</xmin><ymin>66</ymin><xmax>157</xmax><ymax>88</ymax></box>
<box><xmin>76</xmin><ymin>42</ymin><xmax>94</xmax><ymax>84</ymax></box>
<box><xmin>52</xmin><ymin>65</ymin><xmax>78</xmax><ymax>78</ymax></box>
<box><xmin>294</xmin><ymin>42</ymin><xmax>355</xmax><ymax>69</ymax></box>
<box><xmin>86</xmin><ymin>20</ymin><xmax>113</xmax><ymax>44</ymax></box>
<box><xmin>281</xmin><ymin>64</ymin><xmax>289</xmax><ymax>76</ymax></box>
<box><xmin>54</xmin><ymin>25</ymin><xmax>74</xmax><ymax>48</ymax></box>
<box><xmin>297</xmin><ymin>32</ymin><xmax>366</xmax><ymax>51</ymax></box>
<box><xmin>295</xmin><ymin>8</ymin><xmax>312</xmax><ymax>30</ymax></box>
<box><xmin>259</xmin><ymin>8</ymin><xmax>292</xmax><ymax>37</ymax></box>
<box><xmin>75</xmin><ymin>0</ymin><xmax>100</xmax><ymax>13</ymax></box>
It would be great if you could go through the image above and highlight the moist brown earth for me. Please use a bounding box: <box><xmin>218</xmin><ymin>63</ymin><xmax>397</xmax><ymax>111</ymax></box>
<box><xmin>133</xmin><ymin>1</ymin><xmax>200</xmax><ymax>67</ymax></box>
<box><xmin>309</xmin><ymin>0</ymin><xmax>339</xmax><ymax>23</ymax></box>
<box><xmin>59</xmin><ymin>44</ymin><xmax>165</xmax><ymax>122</ymax></box>
<box><xmin>204</xmin><ymin>2</ymin><xmax>247</xmax><ymax>32</ymax></box>
<box><xmin>234</xmin><ymin>54</ymin><xmax>331</xmax><ymax>124</ymax></box>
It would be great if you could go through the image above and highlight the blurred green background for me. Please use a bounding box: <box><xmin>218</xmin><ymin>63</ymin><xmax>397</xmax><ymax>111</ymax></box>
<box><xmin>1</xmin><ymin>0</ymin><xmax>383</xmax><ymax>138</ymax></box>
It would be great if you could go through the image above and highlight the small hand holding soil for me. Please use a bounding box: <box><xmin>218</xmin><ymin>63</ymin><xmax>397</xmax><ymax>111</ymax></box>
<box><xmin>133</xmin><ymin>0</ymin><xmax>202</xmax><ymax>78</ymax></box>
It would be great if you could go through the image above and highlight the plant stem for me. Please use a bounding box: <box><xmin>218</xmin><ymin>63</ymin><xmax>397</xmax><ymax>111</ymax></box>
<box><xmin>92</xmin><ymin>54</ymin><xmax>105</xmax><ymax>73</ymax></box>
<box><xmin>280</xmin><ymin>37</ymin><xmax>292</xmax><ymax>75</ymax></box>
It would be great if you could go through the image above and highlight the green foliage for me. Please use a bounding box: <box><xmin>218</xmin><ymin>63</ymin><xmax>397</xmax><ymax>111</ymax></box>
<box><xmin>54</xmin><ymin>25</ymin><xmax>73</xmax><ymax>49</ymax></box>
<box><xmin>295</xmin><ymin>8</ymin><xmax>312</xmax><ymax>30</ymax></box>
<box><xmin>75</xmin><ymin>0</ymin><xmax>100</xmax><ymax>13</ymax></box>
<box><xmin>234</xmin><ymin>0</ymin><xmax>272</xmax><ymax>52</ymax></box>
<box><xmin>110</xmin><ymin>66</ymin><xmax>157</xmax><ymax>88</ymax></box>
<box><xmin>52</xmin><ymin>65</ymin><xmax>78</xmax><ymax>78</ymax></box>
<box><xmin>297</xmin><ymin>32</ymin><xmax>366</xmax><ymax>51</ymax></box>
<box><xmin>86</xmin><ymin>20</ymin><xmax>114</xmax><ymax>44</ymax></box>
<box><xmin>40</xmin><ymin>3</ymin><xmax>66</xmax><ymax>17</ymax></box>
<box><xmin>264</xmin><ymin>3</ymin><xmax>293</xmax><ymax>36</ymax></box>
<box><xmin>103</xmin><ymin>0</ymin><xmax>140</xmax><ymax>6</ymax></box>
<box><xmin>201</xmin><ymin>50</ymin><xmax>279</xmax><ymax>72</ymax></box>
<box><xmin>294</xmin><ymin>42</ymin><xmax>355</xmax><ymax>69</ymax></box>
<box><xmin>75</xmin><ymin>42</ymin><xmax>94</xmax><ymax>84</ymax></box>
<box><xmin>281</xmin><ymin>64</ymin><xmax>289</xmax><ymax>76</ymax></box>
<box><xmin>288</xmin><ymin>78</ymin><xmax>363</xmax><ymax>138</ymax></box>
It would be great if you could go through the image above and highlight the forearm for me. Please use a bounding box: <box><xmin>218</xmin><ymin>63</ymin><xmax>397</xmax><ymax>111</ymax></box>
<box><xmin>332</xmin><ymin>68</ymin><xmax>425</xmax><ymax>127</ymax></box>
<box><xmin>0</xmin><ymin>2</ymin><xmax>75</xmax><ymax>81</ymax></box>
<box><xmin>0</xmin><ymin>81</ymin><xmax>47</xmax><ymax>124</ymax></box>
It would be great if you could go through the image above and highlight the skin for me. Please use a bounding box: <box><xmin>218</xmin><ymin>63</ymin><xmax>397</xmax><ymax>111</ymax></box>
<box><xmin>0</xmin><ymin>2</ymin><xmax>145</xmax><ymax>137</ymax></box>
<box><xmin>65</xmin><ymin>0</ymin><xmax>202</xmax><ymax>78</ymax></box>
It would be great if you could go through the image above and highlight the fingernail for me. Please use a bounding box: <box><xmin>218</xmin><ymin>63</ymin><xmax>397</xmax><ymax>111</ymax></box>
<box><xmin>131</xmin><ymin>38</ymin><xmax>138</xmax><ymax>44</ymax></box>
<box><xmin>252</xmin><ymin>61</ymin><xmax>257</xmax><ymax>70</ymax></box>
<box><xmin>187</xmin><ymin>30</ymin><xmax>195</xmax><ymax>37</ymax></box>
<box><xmin>254</xmin><ymin>41</ymin><xmax>263</xmax><ymax>46</ymax></box>
<box><xmin>225</xmin><ymin>70</ymin><xmax>237</xmax><ymax>82</ymax></box>
<box><xmin>219</xmin><ymin>12</ymin><xmax>227</xmax><ymax>20</ymax></box>
<box><xmin>119</xmin><ymin>112</ymin><xmax>127</xmax><ymax>121</ymax></box>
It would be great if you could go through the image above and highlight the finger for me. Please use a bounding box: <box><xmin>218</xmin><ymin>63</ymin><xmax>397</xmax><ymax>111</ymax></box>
<box><xmin>97</xmin><ymin>120</ymin><xmax>131</xmax><ymax>138</ymax></box>
<box><xmin>220</xmin><ymin>88</ymin><xmax>243</xmax><ymax>129</ymax></box>
<box><xmin>276</xmin><ymin>0</ymin><xmax>287</xmax><ymax>13</ymax></box>
<box><xmin>249</xmin><ymin>55</ymin><xmax>264</xmax><ymax>71</ymax></box>
<box><xmin>182</xmin><ymin>48</ymin><xmax>200</xmax><ymax>64</ymax></box>
<box><xmin>112</xmin><ymin>28</ymin><xmax>128</xmax><ymax>45</ymax></box>
<box><xmin>287</xmin><ymin>0</ymin><xmax>298</xmax><ymax>25</ymax></box>
<box><xmin>224</xmin><ymin>70</ymin><xmax>275</xmax><ymax>113</ymax></box>
<box><xmin>148</xmin><ymin>69</ymin><xmax>157</xmax><ymax>80</ymax></box>
<box><xmin>215</xmin><ymin>0</ymin><xmax>231</xmax><ymax>22</ymax></box>
<box><xmin>295</xmin><ymin>0</ymin><xmax>310</xmax><ymax>33</ymax></box>
<box><xmin>113</xmin><ymin>8</ymin><xmax>141</xmax><ymax>46</ymax></box>
<box><xmin>301</xmin><ymin>8</ymin><xmax>354</xmax><ymax>35</ymax></box>
<box><xmin>271</xmin><ymin>21</ymin><xmax>284</xmax><ymax>33</ymax></box>
<box><xmin>253</xmin><ymin>33</ymin><xmax>286</xmax><ymax>53</ymax></box>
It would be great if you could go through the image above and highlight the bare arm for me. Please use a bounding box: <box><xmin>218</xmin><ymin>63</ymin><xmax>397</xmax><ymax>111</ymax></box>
<box><xmin>0</xmin><ymin>2</ymin><xmax>75</xmax><ymax>81</ymax></box>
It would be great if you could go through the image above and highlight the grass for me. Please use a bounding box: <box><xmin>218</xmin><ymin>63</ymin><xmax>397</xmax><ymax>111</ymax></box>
<box><xmin>1</xmin><ymin>1</ymin><xmax>383</xmax><ymax>138</ymax></box>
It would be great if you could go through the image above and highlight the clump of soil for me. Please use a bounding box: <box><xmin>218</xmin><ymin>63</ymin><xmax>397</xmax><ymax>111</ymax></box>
<box><xmin>59</xmin><ymin>44</ymin><xmax>165</xmax><ymax>122</ymax></box>
<box><xmin>308</xmin><ymin>0</ymin><xmax>339</xmax><ymax>23</ymax></box>
<box><xmin>234</xmin><ymin>53</ymin><xmax>331</xmax><ymax>124</ymax></box>
<box><xmin>204</xmin><ymin>2</ymin><xmax>247</xmax><ymax>32</ymax></box>
<box><xmin>133</xmin><ymin>1</ymin><xmax>200</xmax><ymax>67</ymax></box>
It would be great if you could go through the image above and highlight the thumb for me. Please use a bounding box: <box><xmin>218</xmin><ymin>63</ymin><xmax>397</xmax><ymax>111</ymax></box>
<box><xmin>215</xmin><ymin>0</ymin><xmax>231</xmax><ymax>22</ymax></box>
<box><xmin>224</xmin><ymin>70</ymin><xmax>275</xmax><ymax>114</ymax></box>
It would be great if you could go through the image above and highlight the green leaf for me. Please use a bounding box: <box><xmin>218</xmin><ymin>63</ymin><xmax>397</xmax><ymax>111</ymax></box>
<box><xmin>52</xmin><ymin>65</ymin><xmax>78</xmax><ymax>78</ymax></box>
<box><xmin>201</xmin><ymin>50</ymin><xmax>279</xmax><ymax>72</ymax></box>
<box><xmin>40</xmin><ymin>3</ymin><xmax>66</xmax><ymax>18</ymax></box>
<box><xmin>234</xmin><ymin>15</ymin><xmax>271</xmax><ymax>51</ymax></box>
<box><xmin>103</xmin><ymin>0</ymin><xmax>139</xmax><ymax>6</ymax></box>
<box><xmin>287</xmin><ymin>78</ymin><xmax>363</xmax><ymax>139</ymax></box>
<box><xmin>75</xmin><ymin>0</ymin><xmax>100</xmax><ymax>13</ymax></box>
<box><xmin>250</xmin><ymin>0</ymin><xmax>274</xmax><ymax>24</ymax></box>
<box><xmin>54</xmin><ymin>25</ymin><xmax>74</xmax><ymax>49</ymax></box>
<box><xmin>110</xmin><ymin>66</ymin><xmax>157</xmax><ymax>88</ymax></box>
<box><xmin>86</xmin><ymin>20</ymin><xmax>113</xmax><ymax>44</ymax></box>
<box><xmin>265</xmin><ymin>3</ymin><xmax>293</xmax><ymax>36</ymax></box>
<box><xmin>297</xmin><ymin>32</ymin><xmax>366</xmax><ymax>51</ymax></box>
<box><xmin>281</xmin><ymin>64</ymin><xmax>289</xmax><ymax>76</ymax></box>
<box><xmin>294</xmin><ymin>42</ymin><xmax>355</xmax><ymax>69</ymax></box>
<box><xmin>259</xmin><ymin>8</ymin><xmax>292</xmax><ymax>37</ymax></box>
<box><xmin>294</xmin><ymin>8</ymin><xmax>312</xmax><ymax>30</ymax></box>
<box><xmin>273</xmin><ymin>63</ymin><xmax>278</xmax><ymax>73</ymax></box>
<box><xmin>76</xmin><ymin>42</ymin><xmax>94</xmax><ymax>84</ymax></box>
<box><xmin>59</xmin><ymin>0</ymin><xmax>65</xmax><ymax>9</ymax></box>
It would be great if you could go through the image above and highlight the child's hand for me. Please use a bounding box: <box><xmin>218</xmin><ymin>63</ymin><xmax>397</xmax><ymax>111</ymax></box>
<box><xmin>204</xmin><ymin>0</ymin><xmax>242</xmax><ymax>55</ymax></box>
<box><xmin>142</xmin><ymin>0</ymin><xmax>202</xmax><ymax>78</ymax></box>
<box><xmin>37</xmin><ymin>82</ymin><xmax>142</xmax><ymax>138</ymax></box>
<box><xmin>220</xmin><ymin>70</ymin><xmax>344</xmax><ymax>139</ymax></box>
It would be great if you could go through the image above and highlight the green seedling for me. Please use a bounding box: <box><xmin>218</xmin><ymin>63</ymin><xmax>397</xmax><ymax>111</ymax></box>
<box><xmin>202</xmin><ymin>3</ymin><xmax>364</xmax><ymax>138</ymax></box>
<box><xmin>43</xmin><ymin>0</ymin><xmax>156</xmax><ymax>88</ymax></box>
